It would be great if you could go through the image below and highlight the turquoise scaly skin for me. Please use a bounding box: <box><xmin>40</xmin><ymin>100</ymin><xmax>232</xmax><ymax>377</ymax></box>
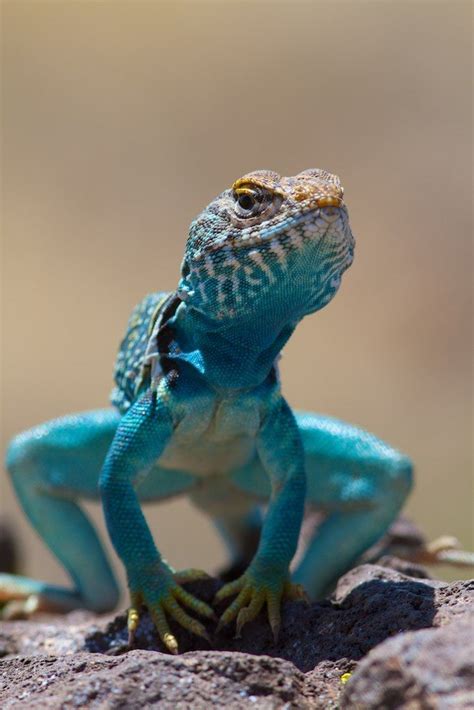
<box><xmin>2</xmin><ymin>169</ymin><xmax>414</xmax><ymax>652</ymax></box>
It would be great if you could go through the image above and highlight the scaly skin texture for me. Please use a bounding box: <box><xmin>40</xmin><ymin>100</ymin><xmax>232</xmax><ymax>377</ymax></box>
<box><xmin>3</xmin><ymin>168</ymin><xmax>453</xmax><ymax>653</ymax></box>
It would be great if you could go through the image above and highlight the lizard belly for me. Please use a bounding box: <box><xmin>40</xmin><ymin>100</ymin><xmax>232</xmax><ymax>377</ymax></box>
<box><xmin>158</xmin><ymin>395</ymin><xmax>261</xmax><ymax>477</ymax></box>
<box><xmin>158</xmin><ymin>436</ymin><xmax>256</xmax><ymax>477</ymax></box>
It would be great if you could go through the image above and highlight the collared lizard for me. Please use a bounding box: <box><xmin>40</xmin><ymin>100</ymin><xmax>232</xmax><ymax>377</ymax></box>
<box><xmin>2</xmin><ymin>169</ymin><xmax>470</xmax><ymax>653</ymax></box>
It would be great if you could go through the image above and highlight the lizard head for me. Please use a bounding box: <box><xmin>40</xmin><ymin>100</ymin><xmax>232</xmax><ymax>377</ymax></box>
<box><xmin>178</xmin><ymin>169</ymin><xmax>355</xmax><ymax>322</ymax></box>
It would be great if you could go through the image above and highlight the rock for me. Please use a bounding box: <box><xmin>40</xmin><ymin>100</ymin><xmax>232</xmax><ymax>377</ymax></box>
<box><xmin>0</xmin><ymin>563</ymin><xmax>472</xmax><ymax>708</ymax></box>
<box><xmin>341</xmin><ymin>619</ymin><xmax>474</xmax><ymax>709</ymax></box>
<box><xmin>363</xmin><ymin>516</ymin><xmax>429</xmax><ymax>562</ymax></box>
<box><xmin>375</xmin><ymin>555</ymin><xmax>434</xmax><ymax>580</ymax></box>
<box><xmin>0</xmin><ymin>651</ymin><xmax>312</xmax><ymax>709</ymax></box>
<box><xmin>82</xmin><ymin>566</ymin><xmax>473</xmax><ymax>671</ymax></box>
<box><xmin>0</xmin><ymin>611</ymin><xmax>96</xmax><ymax>659</ymax></box>
<box><xmin>0</xmin><ymin>520</ymin><xmax>19</xmax><ymax>575</ymax></box>
<box><xmin>331</xmin><ymin>562</ymin><xmax>442</xmax><ymax>602</ymax></box>
<box><xmin>82</xmin><ymin>566</ymin><xmax>471</xmax><ymax>671</ymax></box>
<box><xmin>432</xmin><ymin>579</ymin><xmax>474</xmax><ymax>627</ymax></box>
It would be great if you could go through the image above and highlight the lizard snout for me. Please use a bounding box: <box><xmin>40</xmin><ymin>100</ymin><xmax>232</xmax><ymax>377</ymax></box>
<box><xmin>318</xmin><ymin>204</ymin><xmax>342</xmax><ymax>223</ymax></box>
<box><xmin>315</xmin><ymin>195</ymin><xmax>343</xmax><ymax>209</ymax></box>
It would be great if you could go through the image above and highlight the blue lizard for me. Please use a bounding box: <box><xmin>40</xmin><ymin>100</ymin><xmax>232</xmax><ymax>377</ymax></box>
<box><xmin>1</xmin><ymin>169</ymin><xmax>434</xmax><ymax>652</ymax></box>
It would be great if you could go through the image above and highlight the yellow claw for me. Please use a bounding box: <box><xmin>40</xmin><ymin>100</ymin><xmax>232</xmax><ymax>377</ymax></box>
<box><xmin>216</xmin><ymin>574</ymin><xmax>308</xmax><ymax>641</ymax></box>
<box><xmin>235</xmin><ymin>593</ymin><xmax>265</xmax><ymax>638</ymax></box>
<box><xmin>151</xmin><ymin>606</ymin><xmax>178</xmax><ymax>654</ymax></box>
<box><xmin>214</xmin><ymin>577</ymin><xmax>245</xmax><ymax>603</ymax></box>
<box><xmin>163</xmin><ymin>597</ymin><xmax>211</xmax><ymax>642</ymax></box>
<box><xmin>421</xmin><ymin>537</ymin><xmax>474</xmax><ymax>567</ymax></box>
<box><xmin>267</xmin><ymin>594</ymin><xmax>281</xmax><ymax>643</ymax></box>
<box><xmin>174</xmin><ymin>585</ymin><xmax>216</xmax><ymax>620</ymax></box>
<box><xmin>127</xmin><ymin>606</ymin><xmax>140</xmax><ymax>644</ymax></box>
<box><xmin>1</xmin><ymin>596</ymin><xmax>41</xmax><ymax>620</ymax></box>
<box><xmin>127</xmin><ymin>591</ymin><xmax>143</xmax><ymax>645</ymax></box>
<box><xmin>163</xmin><ymin>632</ymin><xmax>179</xmax><ymax>654</ymax></box>
<box><xmin>216</xmin><ymin>587</ymin><xmax>251</xmax><ymax>632</ymax></box>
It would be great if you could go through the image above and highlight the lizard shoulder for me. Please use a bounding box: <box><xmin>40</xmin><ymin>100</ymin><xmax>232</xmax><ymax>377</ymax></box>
<box><xmin>110</xmin><ymin>292</ymin><xmax>171</xmax><ymax>414</ymax></box>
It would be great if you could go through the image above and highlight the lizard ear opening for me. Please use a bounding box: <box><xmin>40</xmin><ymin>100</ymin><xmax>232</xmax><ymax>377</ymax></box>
<box><xmin>177</xmin><ymin>259</ymin><xmax>192</xmax><ymax>302</ymax></box>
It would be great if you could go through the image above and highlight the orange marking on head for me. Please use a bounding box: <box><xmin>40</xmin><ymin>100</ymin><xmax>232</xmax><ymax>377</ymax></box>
<box><xmin>231</xmin><ymin>169</ymin><xmax>344</xmax><ymax>207</ymax></box>
<box><xmin>232</xmin><ymin>171</ymin><xmax>284</xmax><ymax>197</ymax></box>
<box><xmin>315</xmin><ymin>195</ymin><xmax>343</xmax><ymax>208</ymax></box>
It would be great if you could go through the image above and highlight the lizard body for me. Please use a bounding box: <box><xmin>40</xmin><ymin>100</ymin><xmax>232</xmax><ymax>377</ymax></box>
<box><xmin>2</xmin><ymin>169</ymin><xmax>417</xmax><ymax>651</ymax></box>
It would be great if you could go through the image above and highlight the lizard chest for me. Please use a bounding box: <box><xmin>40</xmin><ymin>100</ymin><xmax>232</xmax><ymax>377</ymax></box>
<box><xmin>158</xmin><ymin>394</ymin><xmax>263</xmax><ymax>476</ymax></box>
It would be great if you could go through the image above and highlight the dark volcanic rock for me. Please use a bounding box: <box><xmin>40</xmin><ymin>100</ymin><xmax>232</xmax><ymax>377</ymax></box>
<box><xmin>0</xmin><ymin>651</ymin><xmax>311</xmax><ymax>709</ymax></box>
<box><xmin>341</xmin><ymin>618</ymin><xmax>474</xmax><ymax>709</ymax></box>
<box><xmin>0</xmin><ymin>520</ymin><xmax>19</xmax><ymax>575</ymax></box>
<box><xmin>0</xmin><ymin>563</ymin><xmax>472</xmax><ymax>709</ymax></box>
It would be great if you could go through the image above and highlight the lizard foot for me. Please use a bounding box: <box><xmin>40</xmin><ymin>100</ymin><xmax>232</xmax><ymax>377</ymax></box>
<box><xmin>1</xmin><ymin>595</ymin><xmax>42</xmax><ymax>620</ymax></box>
<box><xmin>127</xmin><ymin>566</ymin><xmax>215</xmax><ymax>654</ymax></box>
<box><xmin>411</xmin><ymin>536</ymin><xmax>474</xmax><ymax>568</ymax></box>
<box><xmin>214</xmin><ymin>570</ymin><xmax>308</xmax><ymax>642</ymax></box>
<box><xmin>0</xmin><ymin>573</ymin><xmax>82</xmax><ymax>618</ymax></box>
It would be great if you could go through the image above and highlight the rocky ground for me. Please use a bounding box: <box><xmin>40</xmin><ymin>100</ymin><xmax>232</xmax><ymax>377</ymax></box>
<box><xmin>1</xmin><ymin>555</ymin><xmax>473</xmax><ymax>709</ymax></box>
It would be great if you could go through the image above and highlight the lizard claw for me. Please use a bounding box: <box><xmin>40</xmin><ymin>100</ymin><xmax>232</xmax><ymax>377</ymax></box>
<box><xmin>127</xmin><ymin>566</ymin><xmax>214</xmax><ymax>653</ymax></box>
<box><xmin>215</xmin><ymin>569</ymin><xmax>306</xmax><ymax>642</ymax></box>
<box><xmin>414</xmin><ymin>536</ymin><xmax>474</xmax><ymax>568</ymax></box>
<box><xmin>127</xmin><ymin>601</ymin><xmax>141</xmax><ymax>646</ymax></box>
<box><xmin>2</xmin><ymin>595</ymin><xmax>41</xmax><ymax>620</ymax></box>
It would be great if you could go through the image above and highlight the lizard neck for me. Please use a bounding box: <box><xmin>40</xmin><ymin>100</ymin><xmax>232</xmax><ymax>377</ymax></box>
<box><xmin>169</xmin><ymin>300</ymin><xmax>298</xmax><ymax>391</ymax></box>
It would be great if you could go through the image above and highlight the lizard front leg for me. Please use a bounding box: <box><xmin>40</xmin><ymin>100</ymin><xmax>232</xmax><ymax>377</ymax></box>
<box><xmin>99</xmin><ymin>387</ymin><xmax>214</xmax><ymax>654</ymax></box>
<box><xmin>215</xmin><ymin>397</ymin><xmax>307</xmax><ymax>641</ymax></box>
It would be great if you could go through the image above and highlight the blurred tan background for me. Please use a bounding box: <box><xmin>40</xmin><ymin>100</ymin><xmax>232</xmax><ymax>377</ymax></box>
<box><xmin>1</xmin><ymin>1</ymin><xmax>472</xmax><ymax>597</ymax></box>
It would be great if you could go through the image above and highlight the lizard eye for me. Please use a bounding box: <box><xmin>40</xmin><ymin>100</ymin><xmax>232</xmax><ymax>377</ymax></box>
<box><xmin>231</xmin><ymin>183</ymin><xmax>283</xmax><ymax>225</ymax></box>
<box><xmin>233</xmin><ymin>189</ymin><xmax>261</xmax><ymax>218</ymax></box>
<box><xmin>237</xmin><ymin>193</ymin><xmax>256</xmax><ymax>211</ymax></box>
